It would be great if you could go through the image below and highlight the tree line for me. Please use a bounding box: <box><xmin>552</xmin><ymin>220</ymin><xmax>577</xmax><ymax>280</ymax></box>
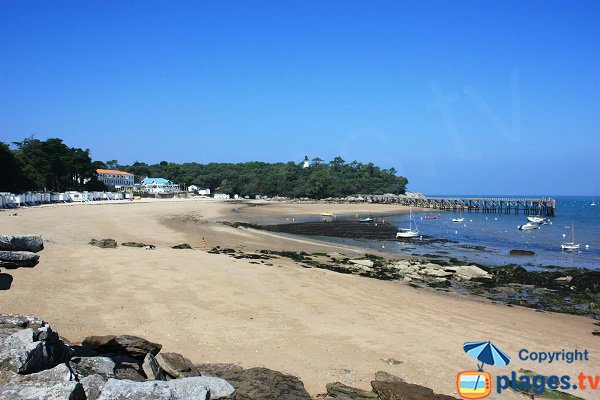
<box><xmin>119</xmin><ymin>157</ymin><xmax>407</xmax><ymax>198</ymax></box>
<box><xmin>1</xmin><ymin>137</ymin><xmax>408</xmax><ymax>198</ymax></box>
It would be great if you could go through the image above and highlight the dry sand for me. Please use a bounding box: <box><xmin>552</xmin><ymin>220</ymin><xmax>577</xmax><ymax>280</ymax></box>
<box><xmin>1</xmin><ymin>198</ymin><xmax>599</xmax><ymax>399</ymax></box>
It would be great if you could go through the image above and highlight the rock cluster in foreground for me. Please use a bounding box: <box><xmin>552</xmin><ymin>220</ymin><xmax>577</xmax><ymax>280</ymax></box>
<box><xmin>0</xmin><ymin>314</ymin><xmax>459</xmax><ymax>399</ymax></box>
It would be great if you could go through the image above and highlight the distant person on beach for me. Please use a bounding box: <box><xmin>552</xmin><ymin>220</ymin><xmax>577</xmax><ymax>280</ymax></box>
<box><xmin>201</xmin><ymin>237</ymin><xmax>207</xmax><ymax>250</ymax></box>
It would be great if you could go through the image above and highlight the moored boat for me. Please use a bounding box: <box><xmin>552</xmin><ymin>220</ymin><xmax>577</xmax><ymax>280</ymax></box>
<box><xmin>518</xmin><ymin>222</ymin><xmax>539</xmax><ymax>230</ymax></box>
<box><xmin>396</xmin><ymin>207</ymin><xmax>419</xmax><ymax>238</ymax></box>
<box><xmin>561</xmin><ymin>223</ymin><xmax>580</xmax><ymax>251</ymax></box>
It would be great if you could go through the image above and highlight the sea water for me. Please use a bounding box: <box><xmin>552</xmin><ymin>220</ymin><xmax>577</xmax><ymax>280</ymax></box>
<box><xmin>383</xmin><ymin>195</ymin><xmax>600</xmax><ymax>269</ymax></box>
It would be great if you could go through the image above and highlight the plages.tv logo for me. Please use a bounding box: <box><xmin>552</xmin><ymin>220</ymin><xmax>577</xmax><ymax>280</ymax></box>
<box><xmin>456</xmin><ymin>341</ymin><xmax>511</xmax><ymax>399</ymax></box>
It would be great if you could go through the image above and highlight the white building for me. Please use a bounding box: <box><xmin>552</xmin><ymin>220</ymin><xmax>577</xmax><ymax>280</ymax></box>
<box><xmin>187</xmin><ymin>185</ymin><xmax>211</xmax><ymax>196</ymax></box>
<box><xmin>96</xmin><ymin>169</ymin><xmax>135</xmax><ymax>188</ymax></box>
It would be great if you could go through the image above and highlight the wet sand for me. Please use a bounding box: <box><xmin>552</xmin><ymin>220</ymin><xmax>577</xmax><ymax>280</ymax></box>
<box><xmin>1</xmin><ymin>198</ymin><xmax>599</xmax><ymax>399</ymax></box>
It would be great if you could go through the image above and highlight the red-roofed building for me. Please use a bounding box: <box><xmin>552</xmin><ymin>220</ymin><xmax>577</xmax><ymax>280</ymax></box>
<box><xmin>96</xmin><ymin>169</ymin><xmax>135</xmax><ymax>188</ymax></box>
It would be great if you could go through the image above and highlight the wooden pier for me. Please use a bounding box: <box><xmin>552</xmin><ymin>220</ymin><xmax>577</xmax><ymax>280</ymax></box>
<box><xmin>388</xmin><ymin>197</ymin><xmax>556</xmax><ymax>216</ymax></box>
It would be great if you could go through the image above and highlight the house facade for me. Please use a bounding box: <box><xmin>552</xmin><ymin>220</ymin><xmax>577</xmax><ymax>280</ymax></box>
<box><xmin>142</xmin><ymin>177</ymin><xmax>180</xmax><ymax>193</ymax></box>
<box><xmin>96</xmin><ymin>169</ymin><xmax>135</xmax><ymax>188</ymax></box>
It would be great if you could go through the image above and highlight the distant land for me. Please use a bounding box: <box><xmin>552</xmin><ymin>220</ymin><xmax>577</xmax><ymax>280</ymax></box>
<box><xmin>1</xmin><ymin>136</ymin><xmax>407</xmax><ymax>198</ymax></box>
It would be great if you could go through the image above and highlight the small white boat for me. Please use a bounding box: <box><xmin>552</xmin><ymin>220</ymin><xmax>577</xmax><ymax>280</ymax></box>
<box><xmin>397</xmin><ymin>207</ymin><xmax>418</xmax><ymax>238</ymax></box>
<box><xmin>359</xmin><ymin>217</ymin><xmax>374</xmax><ymax>223</ymax></box>
<box><xmin>518</xmin><ymin>222</ymin><xmax>539</xmax><ymax>230</ymax></box>
<box><xmin>561</xmin><ymin>223</ymin><xmax>580</xmax><ymax>251</ymax></box>
<box><xmin>320</xmin><ymin>212</ymin><xmax>332</xmax><ymax>217</ymax></box>
<box><xmin>452</xmin><ymin>217</ymin><xmax>464</xmax><ymax>223</ymax></box>
<box><xmin>592</xmin><ymin>197</ymin><xmax>596</xmax><ymax>206</ymax></box>
<box><xmin>527</xmin><ymin>216</ymin><xmax>546</xmax><ymax>224</ymax></box>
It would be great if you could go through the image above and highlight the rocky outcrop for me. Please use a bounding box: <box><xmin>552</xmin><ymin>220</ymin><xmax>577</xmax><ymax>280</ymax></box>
<box><xmin>197</xmin><ymin>365</ymin><xmax>311</xmax><ymax>400</ymax></box>
<box><xmin>171</xmin><ymin>243</ymin><xmax>193</xmax><ymax>249</ymax></box>
<box><xmin>0</xmin><ymin>251</ymin><xmax>39</xmax><ymax>268</ymax></box>
<box><xmin>89</xmin><ymin>239</ymin><xmax>117</xmax><ymax>248</ymax></box>
<box><xmin>326</xmin><ymin>382</ymin><xmax>378</xmax><ymax>399</ymax></box>
<box><xmin>0</xmin><ymin>235</ymin><xmax>44</xmax><ymax>253</ymax></box>
<box><xmin>81</xmin><ymin>335</ymin><xmax>162</xmax><ymax>361</ymax></box>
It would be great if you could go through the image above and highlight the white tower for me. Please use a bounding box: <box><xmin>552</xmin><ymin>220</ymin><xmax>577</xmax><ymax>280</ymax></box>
<box><xmin>303</xmin><ymin>156</ymin><xmax>309</xmax><ymax>169</ymax></box>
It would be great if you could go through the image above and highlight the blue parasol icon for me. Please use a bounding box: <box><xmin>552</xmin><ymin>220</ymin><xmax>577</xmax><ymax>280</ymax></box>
<box><xmin>463</xmin><ymin>341</ymin><xmax>511</xmax><ymax>371</ymax></box>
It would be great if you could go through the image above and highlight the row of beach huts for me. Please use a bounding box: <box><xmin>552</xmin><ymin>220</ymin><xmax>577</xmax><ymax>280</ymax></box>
<box><xmin>0</xmin><ymin>191</ymin><xmax>134</xmax><ymax>209</ymax></box>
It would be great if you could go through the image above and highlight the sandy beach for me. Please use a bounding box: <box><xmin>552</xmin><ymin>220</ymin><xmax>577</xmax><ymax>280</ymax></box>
<box><xmin>1</xmin><ymin>198</ymin><xmax>599</xmax><ymax>399</ymax></box>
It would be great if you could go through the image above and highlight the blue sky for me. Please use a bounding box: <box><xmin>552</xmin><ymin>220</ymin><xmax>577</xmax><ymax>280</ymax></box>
<box><xmin>1</xmin><ymin>0</ymin><xmax>598</xmax><ymax>195</ymax></box>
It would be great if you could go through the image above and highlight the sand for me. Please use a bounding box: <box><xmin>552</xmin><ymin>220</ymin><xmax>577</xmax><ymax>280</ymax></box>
<box><xmin>1</xmin><ymin>198</ymin><xmax>598</xmax><ymax>399</ymax></box>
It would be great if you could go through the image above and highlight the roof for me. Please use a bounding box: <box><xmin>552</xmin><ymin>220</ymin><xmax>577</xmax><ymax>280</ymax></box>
<box><xmin>96</xmin><ymin>169</ymin><xmax>133</xmax><ymax>176</ymax></box>
<box><xmin>142</xmin><ymin>177</ymin><xmax>173</xmax><ymax>184</ymax></box>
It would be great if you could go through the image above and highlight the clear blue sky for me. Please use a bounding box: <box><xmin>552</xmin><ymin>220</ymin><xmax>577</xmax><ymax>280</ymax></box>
<box><xmin>1</xmin><ymin>0</ymin><xmax>598</xmax><ymax>195</ymax></box>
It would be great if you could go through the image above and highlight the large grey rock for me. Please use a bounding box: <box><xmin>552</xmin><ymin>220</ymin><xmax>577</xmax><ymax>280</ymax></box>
<box><xmin>81</xmin><ymin>335</ymin><xmax>162</xmax><ymax>360</ymax></box>
<box><xmin>80</xmin><ymin>374</ymin><xmax>106</xmax><ymax>400</ymax></box>
<box><xmin>0</xmin><ymin>381</ymin><xmax>85</xmax><ymax>400</ymax></box>
<box><xmin>199</xmin><ymin>365</ymin><xmax>311</xmax><ymax>400</ymax></box>
<box><xmin>0</xmin><ymin>235</ymin><xmax>44</xmax><ymax>253</ymax></box>
<box><xmin>155</xmin><ymin>352</ymin><xmax>199</xmax><ymax>378</ymax></box>
<box><xmin>71</xmin><ymin>356</ymin><xmax>116</xmax><ymax>379</ymax></box>
<box><xmin>97</xmin><ymin>378</ymin><xmax>209</xmax><ymax>400</ymax></box>
<box><xmin>0</xmin><ymin>324</ymin><xmax>71</xmax><ymax>374</ymax></box>
<box><xmin>143</xmin><ymin>353</ymin><xmax>165</xmax><ymax>380</ymax></box>
<box><xmin>371</xmin><ymin>380</ymin><xmax>459</xmax><ymax>400</ymax></box>
<box><xmin>8</xmin><ymin>363</ymin><xmax>76</xmax><ymax>384</ymax></box>
<box><xmin>0</xmin><ymin>251</ymin><xmax>39</xmax><ymax>268</ymax></box>
<box><xmin>326</xmin><ymin>382</ymin><xmax>378</xmax><ymax>399</ymax></box>
<box><xmin>168</xmin><ymin>376</ymin><xmax>234</xmax><ymax>399</ymax></box>
<box><xmin>0</xmin><ymin>340</ymin><xmax>46</xmax><ymax>373</ymax></box>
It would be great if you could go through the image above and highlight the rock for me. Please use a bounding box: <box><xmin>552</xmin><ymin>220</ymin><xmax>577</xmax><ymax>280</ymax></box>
<box><xmin>374</xmin><ymin>371</ymin><xmax>404</xmax><ymax>383</ymax></box>
<box><xmin>89</xmin><ymin>239</ymin><xmax>117</xmax><ymax>248</ymax></box>
<box><xmin>0</xmin><ymin>235</ymin><xmax>44</xmax><ymax>253</ymax></box>
<box><xmin>97</xmin><ymin>378</ymin><xmax>209</xmax><ymax>400</ymax></box>
<box><xmin>156</xmin><ymin>352</ymin><xmax>199</xmax><ymax>378</ymax></box>
<box><xmin>71</xmin><ymin>356</ymin><xmax>116</xmax><ymax>379</ymax></box>
<box><xmin>371</xmin><ymin>380</ymin><xmax>459</xmax><ymax>400</ymax></box>
<box><xmin>142</xmin><ymin>353</ymin><xmax>165</xmax><ymax>380</ymax></box>
<box><xmin>8</xmin><ymin>363</ymin><xmax>75</xmax><ymax>384</ymax></box>
<box><xmin>121</xmin><ymin>242</ymin><xmax>146</xmax><ymax>247</ymax></box>
<box><xmin>509</xmin><ymin>249</ymin><xmax>535</xmax><ymax>257</ymax></box>
<box><xmin>444</xmin><ymin>265</ymin><xmax>491</xmax><ymax>280</ymax></box>
<box><xmin>381</xmin><ymin>358</ymin><xmax>403</xmax><ymax>366</ymax></box>
<box><xmin>80</xmin><ymin>374</ymin><xmax>106</xmax><ymax>400</ymax></box>
<box><xmin>0</xmin><ymin>337</ymin><xmax>45</xmax><ymax>374</ymax></box>
<box><xmin>81</xmin><ymin>335</ymin><xmax>162</xmax><ymax>360</ymax></box>
<box><xmin>325</xmin><ymin>382</ymin><xmax>378</xmax><ymax>399</ymax></box>
<box><xmin>171</xmin><ymin>243</ymin><xmax>193</xmax><ymax>249</ymax></box>
<box><xmin>0</xmin><ymin>381</ymin><xmax>85</xmax><ymax>400</ymax></box>
<box><xmin>349</xmin><ymin>259</ymin><xmax>374</xmax><ymax>268</ymax></box>
<box><xmin>199</xmin><ymin>366</ymin><xmax>311</xmax><ymax>400</ymax></box>
<box><xmin>0</xmin><ymin>251</ymin><xmax>40</xmax><ymax>268</ymax></box>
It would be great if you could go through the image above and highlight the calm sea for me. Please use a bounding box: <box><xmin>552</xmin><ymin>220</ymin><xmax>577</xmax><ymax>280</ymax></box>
<box><xmin>321</xmin><ymin>196</ymin><xmax>600</xmax><ymax>270</ymax></box>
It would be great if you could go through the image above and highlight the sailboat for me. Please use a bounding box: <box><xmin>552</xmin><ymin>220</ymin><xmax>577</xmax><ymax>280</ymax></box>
<box><xmin>396</xmin><ymin>207</ymin><xmax>419</xmax><ymax>238</ymax></box>
<box><xmin>592</xmin><ymin>197</ymin><xmax>596</xmax><ymax>207</ymax></box>
<box><xmin>561</xmin><ymin>223</ymin><xmax>580</xmax><ymax>251</ymax></box>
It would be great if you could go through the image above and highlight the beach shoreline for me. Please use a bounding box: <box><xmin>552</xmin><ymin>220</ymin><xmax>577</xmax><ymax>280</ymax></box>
<box><xmin>1</xmin><ymin>198</ymin><xmax>599</xmax><ymax>399</ymax></box>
